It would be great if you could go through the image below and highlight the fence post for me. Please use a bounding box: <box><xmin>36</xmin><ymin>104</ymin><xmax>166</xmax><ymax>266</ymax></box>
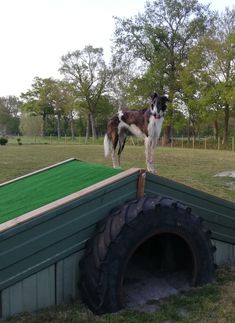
<box><xmin>171</xmin><ymin>137</ymin><xmax>173</xmax><ymax>148</ymax></box>
<box><xmin>181</xmin><ymin>136</ymin><xmax>184</xmax><ymax>148</ymax></box>
<box><xmin>218</xmin><ymin>137</ymin><xmax>220</xmax><ymax>150</ymax></box>
<box><xmin>204</xmin><ymin>137</ymin><xmax>207</xmax><ymax>150</ymax></box>
<box><xmin>192</xmin><ymin>137</ymin><xmax>195</xmax><ymax>149</ymax></box>
<box><xmin>232</xmin><ymin>136</ymin><xmax>234</xmax><ymax>152</ymax></box>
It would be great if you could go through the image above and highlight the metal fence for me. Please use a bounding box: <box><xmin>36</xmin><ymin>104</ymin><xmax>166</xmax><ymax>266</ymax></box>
<box><xmin>6</xmin><ymin>135</ymin><xmax>235</xmax><ymax>152</ymax></box>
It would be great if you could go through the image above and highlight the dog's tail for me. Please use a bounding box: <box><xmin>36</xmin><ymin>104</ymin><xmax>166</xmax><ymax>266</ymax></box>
<box><xmin>104</xmin><ymin>134</ymin><xmax>112</xmax><ymax>157</ymax></box>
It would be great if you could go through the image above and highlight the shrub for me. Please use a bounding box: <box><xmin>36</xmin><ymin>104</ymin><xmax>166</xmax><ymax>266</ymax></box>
<box><xmin>0</xmin><ymin>137</ymin><xmax>8</xmax><ymax>145</ymax></box>
<box><xmin>17</xmin><ymin>137</ymin><xmax>23</xmax><ymax>145</ymax></box>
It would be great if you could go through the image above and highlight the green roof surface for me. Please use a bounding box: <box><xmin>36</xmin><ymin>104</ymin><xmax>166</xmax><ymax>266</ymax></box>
<box><xmin>0</xmin><ymin>159</ymin><xmax>122</xmax><ymax>224</ymax></box>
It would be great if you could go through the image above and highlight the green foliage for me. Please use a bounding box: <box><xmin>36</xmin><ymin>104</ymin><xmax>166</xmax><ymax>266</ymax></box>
<box><xmin>59</xmin><ymin>45</ymin><xmax>110</xmax><ymax>139</ymax></box>
<box><xmin>112</xmin><ymin>0</ymin><xmax>215</xmax><ymax>141</ymax></box>
<box><xmin>0</xmin><ymin>96</ymin><xmax>21</xmax><ymax>135</ymax></box>
<box><xmin>20</xmin><ymin>114</ymin><xmax>43</xmax><ymax>137</ymax></box>
<box><xmin>9</xmin><ymin>3</ymin><xmax>235</xmax><ymax>142</ymax></box>
<box><xmin>16</xmin><ymin>137</ymin><xmax>22</xmax><ymax>145</ymax></box>
<box><xmin>20</xmin><ymin>78</ymin><xmax>80</xmax><ymax>138</ymax></box>
<box><xmin>0</xmin><ymin>136</ymin><xmax>8</xmax><ymax>145</ymax></box>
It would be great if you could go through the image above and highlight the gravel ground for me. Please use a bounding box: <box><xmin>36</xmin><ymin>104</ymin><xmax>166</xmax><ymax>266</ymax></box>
<box><xmin>124</xmin><ymin>264</ymin><xmax>190</xmax><ymax>312</ymax></box>
<box><xmin>215</xmin><ymin>171</ymin><xmax>235</xmax><ymax>178</ymax></box>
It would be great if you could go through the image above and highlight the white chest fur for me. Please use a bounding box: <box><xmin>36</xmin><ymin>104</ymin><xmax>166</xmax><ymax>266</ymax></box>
<box><xmin>147</xmin><ymin>116</ymin><xmax>164</xmax><ymax>144</ymax></box>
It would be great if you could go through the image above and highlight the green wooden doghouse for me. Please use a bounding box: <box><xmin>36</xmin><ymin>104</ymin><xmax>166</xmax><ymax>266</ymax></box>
<box><xmin>0</xmin><ymin>159</ymin><xmax>234</xmax><ymax>318</ymax></box>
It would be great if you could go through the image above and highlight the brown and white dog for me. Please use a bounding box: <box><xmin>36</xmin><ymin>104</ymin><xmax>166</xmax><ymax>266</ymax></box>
<box><xmin>104</xmin><ymin>93</ymin><xmax>169</xmax><ymax>173</ymax></box>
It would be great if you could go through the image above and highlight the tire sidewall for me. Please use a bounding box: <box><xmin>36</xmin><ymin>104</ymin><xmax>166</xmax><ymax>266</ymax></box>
<box><xmin>104</xmin><ymin>205</ymin><xmax>213</xmax><ymax>311</ymax></box>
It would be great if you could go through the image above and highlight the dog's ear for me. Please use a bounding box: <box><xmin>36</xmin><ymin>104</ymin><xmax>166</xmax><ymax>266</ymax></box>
<box><xmin>151</xmin><ymin>93</ymin><xmax>158</xmax><ymax>100</ymax></box>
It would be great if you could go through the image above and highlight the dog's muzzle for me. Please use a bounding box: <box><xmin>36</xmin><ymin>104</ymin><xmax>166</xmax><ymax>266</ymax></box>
<box><xmin>153</xmin><ymin>113</ymin><xmax>162</xmax><ymax>119</ymax></box>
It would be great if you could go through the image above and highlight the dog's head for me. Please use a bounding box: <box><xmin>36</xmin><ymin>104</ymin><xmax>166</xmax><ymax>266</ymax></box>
<box><xmin>150</xmin><ymin>93</ymin><xmax>169</xmax><ymax>119</ymax></box>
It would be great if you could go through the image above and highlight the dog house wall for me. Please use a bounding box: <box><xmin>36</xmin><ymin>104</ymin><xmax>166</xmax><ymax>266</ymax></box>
<box><xmin>0</xmin><ymin>164</ymin><xmax>235</xmax><ymax>319</ymax></box>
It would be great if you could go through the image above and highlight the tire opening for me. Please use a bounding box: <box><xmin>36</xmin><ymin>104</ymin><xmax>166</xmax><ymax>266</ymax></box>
<box><xmin>123</xmin><ymin>233</ymin><xmax>194</xmax><ymax>311</ymax></box>
<box><xmin>80</xmin><ymin>196</ymin><xmax>214</xmax><ymax>314</ymax></box>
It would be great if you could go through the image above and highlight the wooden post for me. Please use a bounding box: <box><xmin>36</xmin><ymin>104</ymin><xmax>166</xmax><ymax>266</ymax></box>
<box><xmin>192</xmin><ymin>137</ymin><xmax>195</xmax><ymax>149</ymax></box>
<box><xmin>232</xmin><ymin>136</ymin><xmax>234</xmax><ymax>152</ymax></box>
<box><xmin>181</xmin><ymin>136</ymin><xmax>184</xmax><ymax>148</ymax></box>
<box><xmin>204</xmin><ymin>137</ymin><xmax>207</xmax><ymax>150</ymax></box>
<box><xmin>218</xmin><ymin>137</ymin><xmax>220</xmax><ymax>150</ymax></box>
<box><xmin>171</xmin><ymin>137</ymin><xmax>173</xmax><ymax>148</ymax></box>
<box><xmin>137</xmin><ymin>170</ymin><xmax>146</xmax><ymax>199</ymax></box>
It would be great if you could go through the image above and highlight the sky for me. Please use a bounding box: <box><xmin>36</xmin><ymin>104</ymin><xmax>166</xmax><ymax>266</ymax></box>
<box><xmin>0</xmin><ymin>0</ymin><xmax>234</xmax><ymax>97</ymax></box>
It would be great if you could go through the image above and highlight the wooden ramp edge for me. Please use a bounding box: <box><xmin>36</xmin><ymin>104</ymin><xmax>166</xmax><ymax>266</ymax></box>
<box><xmin>0</xmin><ymin>167</ymin><xmax>141</xmax><ymax>233</ymax></box>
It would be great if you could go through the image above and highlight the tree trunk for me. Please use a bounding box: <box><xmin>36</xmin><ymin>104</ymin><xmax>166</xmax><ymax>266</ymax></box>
<box><xmin>163</xmin><ymin>125</ymin><xmax>171</xmax><ymax>145</ymax></box>
<box><xmin>70</xmin><ymin>117</ymin><xmax>75</xmax><ymax>140</ymax></box>
<box><xmin>57</xmin><ymin>114</ymin><xmax>61</xmax><ymax>139</ymax></box>
<box><xmin>222</xmin><ymin>105</ymin><xmax>229</xmax><ymax>144</ymax></box>
<box><xmin>85</xmin><ymin>114</ymin><xmax>91</xmax><ymax>142</ymax></box>
<box><xmin>42</xmin><ymin>113</ymin><xmax>46</xmax><ymax>137</ymax></box>
<box><xmin>213</xmin><ymin>119</ymin><xmax>219</xmax><ymax>140</ymax></box>
<box><xmin>90</xmin><ymin>113</ymin><xmax>97</xmax><ymax>139</ymax></box>
<box><xmin>163</xmin><ymin>89</ymin><xmax>174</xmax><ymax>145</ymax></box>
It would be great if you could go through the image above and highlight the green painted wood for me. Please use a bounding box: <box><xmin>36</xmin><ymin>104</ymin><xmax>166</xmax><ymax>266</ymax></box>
<box><xmin>1</xmin><ymin>266</ymin><xmax>55</xmax><ymax>319</ymax></box>
<box><xmin>0</xmin><ymin>175</ymin><xmax>137</xmax><ymax>269</ymax></box>
<box><xmin>21</xmin><ymin>274</ymin><xmax>37</xmax><ymax>312</ymax></box>
<box><xmin>1</xmin><ymin>165</ymin><xmax>235</xmax><ymax>319</ymax></box>
<box><xmin>37</xmin><ymin>266</ymin><xmax>55</xmax><ymax>309</ymax></box>
<box><xmin>212</xmin><ymin>240</ymin><xmax>235</xmax><ymax>265</ymax></box>
<box><xmin>145</xmin><ymin>173</ymin><xmax>235</xmax><ymax>244</ymax></box>
<box><xmin>0</xmin><ymin>172</ymin><xmax>139</xmax><ymax>291</ymax></box>
<box><xmin>0</xmin><ymin>159</ymin><xmax>122</xmax><ymax>223</ymax></box>
<box><xmin>56</xmin><ymin>251</ymin><xmax>82</xmax><ymax>304</ymax></box>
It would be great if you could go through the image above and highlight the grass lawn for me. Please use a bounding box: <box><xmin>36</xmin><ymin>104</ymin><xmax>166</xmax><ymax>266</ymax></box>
<box><xmin>1</xmin><ymin>143</ymin><xmax>235</xmax><ymax>322</ymax></box>
<box><xmin>0</xmin><ymin>143</ymin><xmax>235</xmax><ymax>202</ymax></box>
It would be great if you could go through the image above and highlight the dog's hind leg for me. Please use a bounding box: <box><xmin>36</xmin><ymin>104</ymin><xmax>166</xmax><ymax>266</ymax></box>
<box><xmin>111</xmin><ymin>131</ymin><xmax>120</xmax><ymax>168</ymax></box>
<box><xmin>117</xmin><ymin>130</ymin><xmax>126</xmax><ymax>167</ymax></box>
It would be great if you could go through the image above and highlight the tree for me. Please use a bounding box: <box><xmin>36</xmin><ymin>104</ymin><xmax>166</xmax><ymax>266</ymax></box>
<box><xmin>59</xmin><ymin>45</ymin><xmax>110</xmax><ymax>139</ymax></box>
<box><xmin>113</xmin><ymin>0</ymin><xmax>214</xmax><ymax>142</ymax></box>
<box><xmin>20</xmin><ymin>77</ymin><xmax>55</xmax><ymax>136</ymax></box>
<box><xmin>44</xmin><ymin>79</ymin><xmax>79</xmax><ymax>139</ymax></box>
<box><xmin>180</xmin><ymin>7</ymin><xmax>235</xmax><ymax>142</ymax></box>
<box><xmin>0</xmin><ymin>96</ymin><xmax>21</xmax><ymax>135</ymax></box>
<box><xmin>201</xmin><ymin>8</ymin><xmax>235</xmax><ymax>143</ymax></box>
<box><xmin>20</xmin><ymin>77</ymin><xmax>79</xmax><ymax>138</ymax></box>
<box><xmin>19</xmin><ymin>114</ymin><xmax>43</xmax><ymax>137</ymax></box>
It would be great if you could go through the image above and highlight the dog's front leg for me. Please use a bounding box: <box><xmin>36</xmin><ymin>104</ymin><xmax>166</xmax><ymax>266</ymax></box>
<box><xmin>151</xmin><ymin>142</ymin><xmax>157</xmax><ymax>173</ymax></box>
<box><xmin>149</xmin><ymin>141</ymin><xmax>156</xmax><ymax>174</ymax></box>
<box><xmin>145</xmin><ymin>138</ymin><xmax>155</xmax><ymax>173</ymax></box>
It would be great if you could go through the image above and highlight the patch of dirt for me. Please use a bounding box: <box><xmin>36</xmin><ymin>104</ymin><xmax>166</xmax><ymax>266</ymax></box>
<box><xmin>215</xmin><ymin>171</ymin><xmax>235</xmax><ymax>191</ymax></box>
<box><xmin>215</xmin><ymin>171</ymin><xmax>235</xmax><ymax>178</ymax></box>
<box><xmin>224</xmin><ymin>182</ymin><xmax>235</xmax><ymax>191</ymax></box>
<box><xmin>124</xmin><ymin>265</ymin><xmax>190</xmax><ymax>312</ymax></box>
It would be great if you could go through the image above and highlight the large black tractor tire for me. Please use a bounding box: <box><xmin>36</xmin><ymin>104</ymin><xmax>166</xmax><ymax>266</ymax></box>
<box><xmin>79</xmin><ymin>195</ymin><xmax>215</xmax><ymax>314</ymax></box>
